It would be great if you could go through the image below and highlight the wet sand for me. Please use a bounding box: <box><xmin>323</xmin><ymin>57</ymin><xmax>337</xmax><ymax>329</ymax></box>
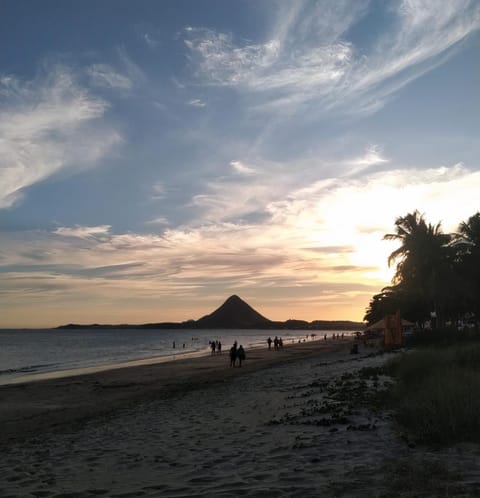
<box><xmin>1</xmin><ymin>339</ymin><xmax>479</xmax><ymax>497</ymax></box>
<box><xmin>0</xmin><ymin>338</ymin><xmax>346</xmax><ymax>443</ymax></box>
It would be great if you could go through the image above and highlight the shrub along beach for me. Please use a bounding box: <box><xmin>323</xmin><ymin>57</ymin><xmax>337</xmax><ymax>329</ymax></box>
<box><xmin>385</xmin><ymin>332</ymin><xmax>480</xmax><ymax>446</ymax></box>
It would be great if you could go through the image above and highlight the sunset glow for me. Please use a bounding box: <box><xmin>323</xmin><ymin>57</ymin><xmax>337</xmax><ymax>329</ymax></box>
<box><xmin>1</xmin><ymin>1</ymin><xmax>479</xmax><ymax>327</ymax></box>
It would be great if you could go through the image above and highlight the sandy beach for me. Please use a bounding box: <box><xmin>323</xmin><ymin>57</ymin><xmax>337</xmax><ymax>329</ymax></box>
<box><xmin>1</xmin><ymin>338</ymin><xmax>479</xmax><ymax>497</ymax></box>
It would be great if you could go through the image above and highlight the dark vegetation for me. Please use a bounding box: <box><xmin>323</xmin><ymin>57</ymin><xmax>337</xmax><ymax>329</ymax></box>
<box><xmin>384</xmin><ymin>340</ymin><xmax>480</xmax><ymax>446</ymax></box>
<box><xmin>364</xmin><ymin>210</ymin><xmax>480</xmax><ymax>330</ymax></box>
<box><xmin>362</xmin><ymin>211</ymin><xmax>480</xmax><ymax>447</ymax></box>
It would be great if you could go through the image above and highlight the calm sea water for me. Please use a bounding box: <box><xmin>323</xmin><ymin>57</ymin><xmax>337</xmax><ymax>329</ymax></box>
<box><xmin>0</xmin><ymin>328</ymin><xmax>354</xmax><ymax>384</ymax></box>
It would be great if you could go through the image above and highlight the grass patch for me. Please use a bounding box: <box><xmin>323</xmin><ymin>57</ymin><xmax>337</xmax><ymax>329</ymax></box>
<box><xmin>406</xmin><ymin>326</ymin><xmax>480</xmax><ymax>348</ymax></box>
<box><xmin>386</xmin><ymin>343</ymin><xmax>480</xmax><ymax>445</ymax></box>
<box><xmin>380</xmin><ymin>457</ymin><xmax>466</xmax><ymax>497</ymax></box>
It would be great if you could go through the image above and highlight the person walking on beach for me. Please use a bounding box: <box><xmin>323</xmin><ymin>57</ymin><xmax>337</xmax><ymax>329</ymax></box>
<box><xmin>267</xmin><ymin>337</ymin><xmax>272</xmax><ymax>350</ymax></box>
<box><xmin>274</xmin><ymin>336</ymin><xmax>279</xmax><ymax>350</ymax></box>
<box><xmin>217</xmin><ymin>341</ymin><xmax>222</xmax><ymax>354</ymax></box>
<box><xmin>229</xmin><ymin>344</ymin><xmax>237</xmax><ymax>367</ymax></box>
<box><xmin>237</xmin><ymin>345</ymin><xmax>246</xmax><ymax>367</ymax></box>
<box><xmin>211</xmin><ymin>341</ymin><xmax>216</xmax><ymax>355</ymax></box>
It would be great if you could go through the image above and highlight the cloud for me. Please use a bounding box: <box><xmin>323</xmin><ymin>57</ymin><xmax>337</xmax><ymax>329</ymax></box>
<box><xmin>343</xmin><ymin>145</ymin><xmax>390</xmax><ymax>176</ymax></box>
<box><xmin>185</xmin><ymin>26</ymin><xmax>350</xmax><ymax>92</ymax></box>
<box><xmin>117</xmin><ymin>47</ymin><xmax>148</xmax><ymax>87</ymax></box>
<box><xmin>151</xmin><ymin>182</ymin><xmax>167</xmax><ymax>199</ymax></box>
<box><xmin>0</xmin><ymin>66</ymin><xmax>121</xmax><ymax>209</ymax></box>
<box><xmin>2</xmin><ymin>160</ymin><xmax>479</xmax><ymax>324</ymax></box>
<box><xmin>190</xmin><ymin>176</ymin><xmax>278</xmax><ymax>223</ymax></box>
<box><xmin>0</xmin><ymin>262</ymin><xmax>144</xmax><ymax>279</ymax></box>
<box><xmin>229</xmin><ymin>160</ymin><xmax>256</xmax><ymax>175</ymax></box>
<box><xmin>143</xmin><ymin>32</ymin><xmax>160</xmax><ymax>49</ymax></box>
<box><xmin>145</xmin><ymin>217</ymin><xmax>170</xmax><ymax>226</ymax></box>
<box><xmin>187</xmin><ymin>98</ymin><xmax>207</xmax><ymax>107</ymax></box>
<box><xmin>346</xmin><ymin>145</ymin><xmax>389</xmax><ymax>168</ymax></box>
<box><xmin>87</xmin><ymin>64</ymin><xmax>133</xmax><ymax>89</ymax></box>
<box><xmin>184</xmin><ymin>0</ymin><xmax>480</xmax><ymax>116</ymax></box>
<box><xmin>54</xmin><ymin>225</ymin><xmax>112</xmax><ymax>240</ymax></box>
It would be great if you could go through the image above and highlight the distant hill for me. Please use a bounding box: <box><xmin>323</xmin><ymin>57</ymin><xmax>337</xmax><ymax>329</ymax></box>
<box><xmin>58</xmin><ymin>295</ymin><xmax>364</xmax><ymax>330</ymax></box>
<box><xmin>195</xmin><ymin>295</ymin><xmax>272</xmax><ymax>329</ymax></box>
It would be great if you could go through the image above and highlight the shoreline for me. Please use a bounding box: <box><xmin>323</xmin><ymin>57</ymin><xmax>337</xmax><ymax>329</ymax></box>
<box><xmin>0</xmin><ymin>348</ymin><xmax>210</xmax><ymax>386</ymax></box>
<box><xmin>0</xmin><ymin>337</ymin><xmax>354</xmax><ymax>445</ymax></box>
<box><xmin>0</xmin><ymin>328</ymin><xmax>353</xmax><ymax>386</ymax></box>
<box><xmin>0</xmin><ymin>334</ymin><xmax>334</xmax><ymax>386</ymax></box>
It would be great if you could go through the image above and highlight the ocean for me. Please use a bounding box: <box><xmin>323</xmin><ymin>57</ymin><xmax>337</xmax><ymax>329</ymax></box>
<box><xmin>0</xmin><ymin>328</ymin><xmax>355</xmax><ymax>385</ymax></box>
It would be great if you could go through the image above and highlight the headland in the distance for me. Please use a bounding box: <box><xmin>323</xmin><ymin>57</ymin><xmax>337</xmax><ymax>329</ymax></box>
<box><xmin>58</xmin><ymin>295</ymin><xmax>364</xmax><ymax>331</ymax></box>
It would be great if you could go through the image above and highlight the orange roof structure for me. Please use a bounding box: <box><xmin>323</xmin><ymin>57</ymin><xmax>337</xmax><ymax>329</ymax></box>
<box><xmin>364</xmin><ymin>312</ymin><xmax>413</xmax><ymax>349</ymax></box>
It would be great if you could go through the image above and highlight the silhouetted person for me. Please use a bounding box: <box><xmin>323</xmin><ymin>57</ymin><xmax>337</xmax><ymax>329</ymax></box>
<box><xmin>267</xmin><ymin>337</ymin><xmax>272</xmax><ymax>350</ymax></box>
<box><xmin>274</xmin><ymin>336</ymin><xmax>279</xmax><ymax>350</ymax></box>
<box><xmin>229</xmin><ymin>346</ymin><xmax>237</xmax><ymax>367</ymax></box>
<box><xmin>237</xmin><ymin>345</ymin><xmax>246</xmax><ymax>367</ymax></box>
<box><xmin>217</xmin><ymin>341</ymin><xmax>222</xmax><ymax>353</ymax></box>
<box><xmin>278</xmin><ymin>337</ymin><xmax>283</xmax><ymax>348</ymax></box>
<box><xmin>172</xmin><ymin>341</ymin><xmax>175</xmax><ymax>349</ymax></box>
<box><xmin>211</xmin><ymin>341</ymin><xmax>216</xmax><ymax>355</ymax></box>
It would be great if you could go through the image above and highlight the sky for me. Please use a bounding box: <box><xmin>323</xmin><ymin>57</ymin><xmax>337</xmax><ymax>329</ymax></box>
<box><xmin>1</xmin><ymin>0</ymin><xmax>479</xmax><ymax>328</ymax></box>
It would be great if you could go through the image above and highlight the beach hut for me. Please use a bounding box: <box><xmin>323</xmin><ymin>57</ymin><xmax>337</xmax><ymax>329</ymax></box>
<box><xmin>364</xmin><ymin>312</ymin><xmax>413</xmax><ymax>349</ymax></box>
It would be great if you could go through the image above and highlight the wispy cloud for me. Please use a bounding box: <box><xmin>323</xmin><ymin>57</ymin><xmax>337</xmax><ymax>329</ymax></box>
<box><xmin>184</xmin><ymin>0</ymin><xmax>480</xmax><ymax>116</ymax></box>
<box><xmin>229</xmin><ymin>160</ymin><xmax>256</xmax><ymax>175</ymax></box>
<box><xmin>343</xmin><ymin>145</ymin><xmax>390</xmax><ymax>176</ymax></box>
<box><xmin>54</xmin><ymin>225</ymin><xmax>112</xmax><ymax>240</ymax></box>
<box><xmin>145</xmin><ymin>217</ymin><xmax>170</xmax><ymax>226</ymax></box>
<box><xmin>0</xmin><ymin>262</ymin><xmax>144</xmax><ymax>279</ymax></box>
<box><xmin>87</xmin><ymin>64</ymin><xmax>132</xmax><ymax>90</ymax></box>
<box><xmin>187</xmin><ymin>98</ymin><xmax>207</xmax><ymax>107</ymax></box>
<box><xmin>190</xmin><ymin>174</ymin><xmax>280</xmax><ymax>223</ymax></box>
<box><xmin>150</xmin><ymin>182</ymin><xmax>167</xmax><ymax>200</ymax></box>
<box><xmin>346</xmin><ymin>145</ymin><xmax>389</xmax><ymax>168</ymax></box>
<box><xmin>117</xmin><ymin>47</ymin><xmax>148</xmax><ymax>87</ymax></box>
<box><xmin>0</xmin><ymin>66</ymin><xmax>121</xmax><ymax>208</ymax></box>
<box><xmin>143</xmin><ymin>32</ymin><xmax>160</xmax><ymax>49</ymax></box>
<box><xmin>2</xmin><ymin>160</ymin><xmax>479</xmax><ymax>324</ymax></box>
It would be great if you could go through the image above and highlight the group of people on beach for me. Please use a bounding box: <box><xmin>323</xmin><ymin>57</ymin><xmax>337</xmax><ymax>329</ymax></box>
<box><xmin>229</xmin><ymin>341</ymin><xmax>246</xmax><ymax>367</ymax></box>
<box><xmin>324</xmin><ymin>333</ymin><xmax>345</xmax><ymax>340</ymax></box>
<box><xmin>217</xmin><ymin>332</ymin><xmax>351</xmax><ymax>369</ymax></box>
<box><xmin>209</xmin><ymin>340</ymin><xmax>222</xmax><ymax>354</ymax></box>
<box><xmin>267</xmin><ymin>336</ymin><xmax>283</xmax><ymax>350</ymax></box>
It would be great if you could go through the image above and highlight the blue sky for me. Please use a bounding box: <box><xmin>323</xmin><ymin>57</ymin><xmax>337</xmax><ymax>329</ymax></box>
<box><xmin>1</xmin><ymin>0</ymin><xmax>479</xmax><ymax>327</ymax></box>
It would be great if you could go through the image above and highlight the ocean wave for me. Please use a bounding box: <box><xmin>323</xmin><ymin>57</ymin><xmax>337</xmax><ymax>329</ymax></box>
<box><xmin>0</xmin><ymin>363</ymin><xmax>59</xmax><ymax>376</ymax></box>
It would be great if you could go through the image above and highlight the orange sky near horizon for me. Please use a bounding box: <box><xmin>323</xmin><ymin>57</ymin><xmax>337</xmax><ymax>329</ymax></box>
<box><xmin>1</xmin><ymin>2</ymin><xmax>479</xmax><ymax>329</ymax></box>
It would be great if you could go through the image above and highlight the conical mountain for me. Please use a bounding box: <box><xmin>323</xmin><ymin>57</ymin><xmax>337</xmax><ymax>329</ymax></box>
<box><xmin>195</xmin><ymin>295</ymin><xmax>272</xmax><ymax>329</ymax></box>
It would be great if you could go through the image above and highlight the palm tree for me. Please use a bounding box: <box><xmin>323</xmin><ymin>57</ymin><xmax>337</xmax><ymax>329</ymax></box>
<box><xmin>454</xmin><ymin>212</ymin><xmax>480</xmax><ymax>328</ymax></box>
<box><xmin>384</xmin><ymin>210</ymin><xmax>452</xmax><ymax>326</ymax></box>
<box><xmin>363</xmin><ymin>284</ymin><xmax>427</xmax><ymax>325</ymax></box>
